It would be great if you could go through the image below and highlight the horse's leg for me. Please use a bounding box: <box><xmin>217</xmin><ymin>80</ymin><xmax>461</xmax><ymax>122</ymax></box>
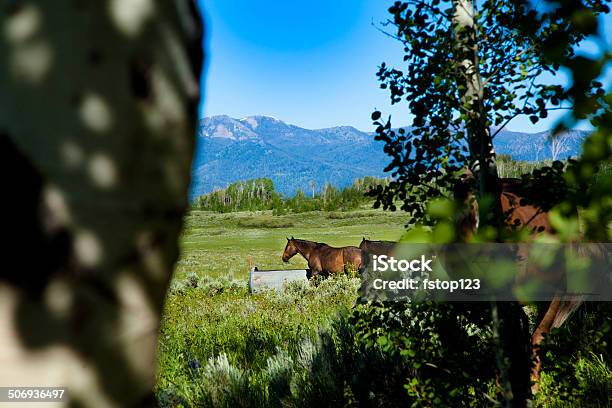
<box><xmin>530</xmin><ymin>297</ymin><xmax>560</xmax><ymax>391</ymax></box>
<box><xmin>309</xmin><ymin>260</ymin><xmax>323</xmax><ymax>285</ymax></box>
<box><xmin>531</xmin><ymin>296</ymin><xmax>583</xmax><ymax>392</ymax></box>
<box><xmin>309</xmin><ymin>269</ymin><xmax>321</xmax><ymax>286</ymax></box>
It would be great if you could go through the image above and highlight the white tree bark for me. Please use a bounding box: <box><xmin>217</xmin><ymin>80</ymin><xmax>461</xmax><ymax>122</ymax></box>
<box><xmin>0</xmin><ymin>1</ymin><xmax>202</xmax><ymax>406</ymax></box>
<box><xmin>452</xmin><ymin>2</ymin><xmax>531</xmax><ymax>406</ymax></box>
<box><xmin>452</xmin><ymin>0</ymin><xmax>499</xmax><ymax>199</ymax></box>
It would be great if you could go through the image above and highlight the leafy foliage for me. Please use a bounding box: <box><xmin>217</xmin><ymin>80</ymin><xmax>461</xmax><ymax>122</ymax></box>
<box><xmin>535</xmin><ymin>303</ymin><xmax>612</xmax><ymax>407</ymax></box>
<box><xmin>369</xmin><ymin>0</ymin><xmax>609</xmax><ymax>228</ymax></box>
<box><xmin>367</xmin><ymin>3</ymin><xmax>611</xmax><ymax>402</ymax></box>
<box><xmin>351</xmin><ymin>301</ymin><xmax>497</xmax><ymax>407</ymax></box>
<box><xmin>513</xmin><ymin>0</ymin><xmax>612</xmax><ymax>241</ymax></box>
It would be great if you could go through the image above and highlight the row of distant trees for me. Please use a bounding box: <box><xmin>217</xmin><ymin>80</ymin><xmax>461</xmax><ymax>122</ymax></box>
<box><xmin>193</xmin><ymin>176</ymin><xmax>388</xmax><ymax>213</ymax></box>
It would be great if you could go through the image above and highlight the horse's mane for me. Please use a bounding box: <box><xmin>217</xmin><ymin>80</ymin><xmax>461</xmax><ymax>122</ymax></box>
<box><xmin>363</xmin><ymin>239</ymin><xmax>396</xmax><ymax>244</ymax></box>
<box><xmin>292</xmin><ymin>239</ymin><xmax>357</xmax><ymax>250</ymax></box>
<box><xmin>293</xmin><ymin>238</ymin><xmax>327</xmax><ymax>247</ymax></box>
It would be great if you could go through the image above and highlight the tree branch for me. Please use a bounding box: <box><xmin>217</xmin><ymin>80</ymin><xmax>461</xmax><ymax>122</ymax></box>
<box><xmin>482</xmin><ymin>44</ymin><xmax>537</xmax><ymax>87</ymax></box>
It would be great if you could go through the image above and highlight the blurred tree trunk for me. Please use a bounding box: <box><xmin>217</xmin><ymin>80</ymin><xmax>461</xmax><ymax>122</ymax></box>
<box><xmin>0</xmin><ymin>1</ymin><xmax>203</xmax><ymax>406</ymax></box>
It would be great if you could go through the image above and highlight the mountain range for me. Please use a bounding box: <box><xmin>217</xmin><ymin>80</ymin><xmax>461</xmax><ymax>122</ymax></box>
<box><xmin>189</xmin><ymin>115</ymin><xmax>588</xmax><ymax>200</ymax></box>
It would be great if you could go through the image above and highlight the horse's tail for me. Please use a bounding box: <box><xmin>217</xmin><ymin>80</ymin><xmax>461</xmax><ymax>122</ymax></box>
<box><xmin>575</xmin><ymin>240</ymin><xmax>608</xmax><ymax>301</ymax></box>
<box><xmin>358</xmin><ymin>248</ymin><xmax>369</xmax><ymax>275</ymax></box>
<box><xmin>342</xmin><ymin>247</ymin><xmax>362</xmax><ymax>275</ymax></box>
<box><xmin>551</xmin><ymin>296</ymin><xmax>584</xmax><ymax>328</ymax></box>
<box><xmin>553</xmin><ymin>242</ymin><xmax>608</xmax><ymax>327</ymax></box>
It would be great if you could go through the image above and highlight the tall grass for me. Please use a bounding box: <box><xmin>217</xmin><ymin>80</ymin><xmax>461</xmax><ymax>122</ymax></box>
<box><xmin>535</xmin><ymin>303</ymin><xmax>612</xmax><ymax>407</ymax></box>
<box><xmin>537</xmin><ymin>353</ymin><xmax>612</xmax><ymax>408</ymax></box>
<box><xmin>159</xmin><ymin>275</ymin><xmax>612</xmax><ymax>407</ymax></box>
<box><xmin>156</xmin><ymin>274</ymin><xmax>361</xmax><ymax>407</ymax></box>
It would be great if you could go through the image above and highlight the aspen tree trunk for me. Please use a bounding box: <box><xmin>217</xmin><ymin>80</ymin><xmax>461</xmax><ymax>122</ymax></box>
<box><xmin>452</xmin><ymin>0</ymin><xmax>500</xmax><ymax>203</ymax></box>
<box><xmin>452</xmin><ymin>1</ymin><xmax>532</xmax><ymax>406</ymax></box>
<box><xmin>0</xmin><ymin>1</ymin><xmax>203</xmax><ymax>406</ymax></box>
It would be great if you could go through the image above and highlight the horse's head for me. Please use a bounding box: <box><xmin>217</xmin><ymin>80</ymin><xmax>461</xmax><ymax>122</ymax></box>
<box><xmin>282</xmin><ymin>237</ymin><xmax>298</xmax><ymax>263</ymax></box>
<box><xmin>359</xmin><ymin>237</ymin><xmax>368</xmax><ymax>249</ymax></box>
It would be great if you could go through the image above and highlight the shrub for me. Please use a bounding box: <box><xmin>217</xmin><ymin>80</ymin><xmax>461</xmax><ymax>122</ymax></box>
<box><xmin>536</xmin><ymin>303</ymin><xmax>612</xmax><ymax>407</ymax></box>
<box><xmin>156</xmin><ymin>274</ymin><xmax>360</xmax><ymax>406</ymax></box>
<box><xmin>350</xmin><ymin>301</ymin><xmax>497</xmax><ymax>407</ymax></box>
<box><xmin>157</xmin><ymin>272</ymin><xmax>501</xmax><ymax>407</ymax></box>
<box><xmin>236</xmin><ymin>216</ymin><xmax>294</xmax><ymax>229</ymax></box>
<box><xmin>158</xmin><ymin>275</ymin><xmax>611</xmax><ymax>407</ymax></box>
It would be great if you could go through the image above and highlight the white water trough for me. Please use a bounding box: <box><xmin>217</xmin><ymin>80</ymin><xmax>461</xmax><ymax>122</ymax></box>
<box><xmin>248</xmin><ymin>267</ymin><xmax>309</xmax><ymax>293</ymax></box>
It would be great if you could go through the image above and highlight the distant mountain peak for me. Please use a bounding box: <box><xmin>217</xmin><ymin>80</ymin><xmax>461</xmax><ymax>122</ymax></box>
<box><xmin>190</xmin><ymin>115</ymin><xmax>589</xmax><ymax>201</ymax></box>
<box><xmin>199</xmin><ymin>115</ymin><xmax>258</xmax><ymax>140</ymax></box>
<box><xmin>241</xmin><ymin>114</ymin><xmax>282</xmax><ymax>121</ymax></box>
<box><xmin>238</xmin><ymin>115</ymin><xmax>284</xmax><ymax>129</ymax></box>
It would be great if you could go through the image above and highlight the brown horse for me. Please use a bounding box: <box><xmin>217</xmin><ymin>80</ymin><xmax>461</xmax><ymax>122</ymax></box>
<box><xmin>359</xmin><ymin>238</ymin><xmax>397</xmax><ymax>273</ymax></box>
<box><xmin>454</xmin><ymin>169</ymin><xmax>585</xmax><ymax>393</ymax></box>
<box><xmin>453</xmin><ymin>171</ymin><xmax>554</xmax><ymax>240</ymax></box>
<box><xmin>282</xmin><ymin>237</ymin><xmax>362</xmax><ymax>278</ymax></box>
<box><xmin>359</xmin><ymin>238</ymin><xmax>397</xmax><ymax>255</ymax></box>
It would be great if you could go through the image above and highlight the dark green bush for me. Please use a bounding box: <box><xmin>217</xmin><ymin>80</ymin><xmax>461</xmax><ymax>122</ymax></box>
<box><xmin>350</xmin><ymin>301</ymin><xmax>498</xmax><ymax>407</ymax></box>
<box><xmin>236</xmin><ymin>216</ymin><xmax>294</xmax><ymax>229</ymax></box>
<box><xmin>536</xmin><ymin>303</ymin><xmax>612</xmax><ymax>407</ymax></box>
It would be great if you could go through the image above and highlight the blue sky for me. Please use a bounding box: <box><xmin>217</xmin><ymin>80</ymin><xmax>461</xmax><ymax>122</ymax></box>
<box><xmin>197</xmin><ymin>0</ymin><xmax>610</xmax><ymax>132</ymax></box>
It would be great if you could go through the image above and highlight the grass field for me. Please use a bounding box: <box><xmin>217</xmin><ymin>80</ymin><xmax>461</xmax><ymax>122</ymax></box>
<box><xmin>157</xmin><ymin>208</ymin><xmax>410</xmax><ymax>406</ymax></box>
<box><xmin>174</xmin><ymin>208</ymin><xmax>408</xmax><ymax>281</ymax></box>
<box><xmin>158</xmin><ymin>204</ymin><xmax>611</xmax><ymax>407</ymax></box>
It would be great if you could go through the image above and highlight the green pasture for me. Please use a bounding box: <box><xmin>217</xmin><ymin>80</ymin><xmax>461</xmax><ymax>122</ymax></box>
<box><xmin>174</xmin><ymin>208</ymin><xmax>408</xmax><ymax>281</ymax></box>
<box><xmin>157</xmin><ymin>208</ymin><xmax>409</xmax><ymax>406</ymax></box>
<box><xmin>158</xmin><ymin>205</ymin><xmax>612</xmax><ymax>407</ymax></box>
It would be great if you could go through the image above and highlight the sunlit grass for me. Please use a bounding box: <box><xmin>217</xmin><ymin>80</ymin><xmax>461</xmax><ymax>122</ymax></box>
<box><xmin>174</xmin><ymin>208</ymin><xmax>408</xmax><ymax>280</ymax></box>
